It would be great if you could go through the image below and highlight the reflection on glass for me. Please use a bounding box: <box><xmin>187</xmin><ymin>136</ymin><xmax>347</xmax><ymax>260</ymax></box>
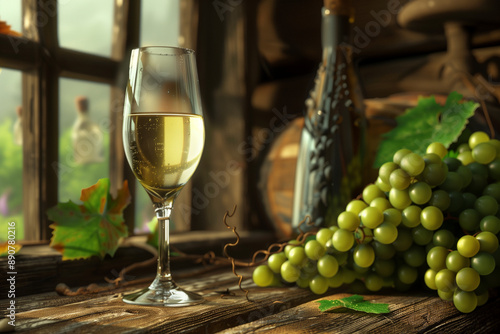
<box><xmin>58</xmin><ymin>0</ymin><xmax>113</xmax><ymax>57</ymax></box>
<box><xmin>58</xmin><ymin>78</ymin><xmax>110</xmax><ymax>203</ymax></box>
<box><xmin>0</xmin><ymin>68</ymin><xmax>24</xmax><ymax>241</ymax></box>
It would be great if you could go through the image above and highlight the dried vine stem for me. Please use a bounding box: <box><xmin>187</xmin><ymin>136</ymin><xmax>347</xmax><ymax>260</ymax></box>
<box><xmin>222</xmin><ymin>205</ymin><xmax>252</xmax><ymax>301</ymax></box>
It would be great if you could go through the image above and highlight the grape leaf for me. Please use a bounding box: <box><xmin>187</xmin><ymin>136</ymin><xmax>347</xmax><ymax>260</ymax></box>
<box><xmin>373</xmin><ymin>92</ymin><xmax>479</xmax><ymax>167</ymax></box>
<box><xmin>47</xmin><ymin>178</ymin><xmax>130</xmax><ymax>260</ymax></box>
<box><xmin>317</xmin><ymin>295</ymin><xmax>390</xmax><ymax>314</ymax></box>
<box><xmin>0</xmin><ymin>242</ymin><xmax>22</xmax><ymax>257</ymax></box>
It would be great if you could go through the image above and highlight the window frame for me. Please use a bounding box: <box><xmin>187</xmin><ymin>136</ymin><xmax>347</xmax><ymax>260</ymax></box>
<box><xmin>0</xmin><ymin>0</ymin><xmax>140</xmax><ymax>241</ymax></box>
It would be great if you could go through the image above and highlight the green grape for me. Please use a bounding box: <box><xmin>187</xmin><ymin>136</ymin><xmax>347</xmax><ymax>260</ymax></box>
<box><xmin>403</xmin><ymin>244</ymin><xmax>426</xmax><ymax>267</ymax></box>
<box><xmin>489</xmin><ymin>139</ymin><xmax>500</xmax><ymax>157</ymax></box>
<box><xmin>280</xmin><ymin>260</ymin><xmax>301</xmax><ymax>283</ymax></box>
<box><xmin>476</xmin><ymin>231</ymin><xmax>499</xmax><ymax>253</ymax></box>
<box><xmin>488</xmin><ymin>160</ymin><xmax>500</xmax><ymax>181</ymax></box>
<box><xmin>480</xmin><ymin>215</ymin><xmax>500</xmax><ymax>234</ymax></box>
<box><xmin>309</xmin><ymin>275</ymin><xmax>328</xmax><ymax>294</ymax></box>
<box><xmin>379</xmin><ymin>161</ymin><xmax>399</xmax><ymax>184</ymax></box>
<box><xmin>352</xmin><ymin>262</ymin><xmax>371</xmax><ymax>274</ymax></box>
<box><xmin>374</xmin><ymin>258</ymin><xmax>395</xmax><ymax>277</ymax></box>
<box><xmin>427</xmin><ymin>246</ymin><xmax>449</xmax><ymax>271</ymax></box>
<box><xmin>428</xmin><ymin>189</ymin><xmax>450</xmax><ymax>211</ymax></box>
<box><xmin>427</xmin><ymin>142</ymin><xmax>448</xmax><ymax>158</ymax></box>
<box><xmin>401</xmin><ymin>153</ymin><xmax>425</xmax><ymax>176</ymax></box>
<box><xmin>374</xmin><ymin>222</ymin><xmax>398</xmax><ymax>244</ymax></box>
<box><xmin>476</xmin><ymin>290</ymin><xmax>489</xmax><ymax>307</ymax></box>
<box><xmin>424</xmin><ymin>268</ymin><xmax>438</xmax><ymax>290</ymax></box>
<box><xmin>301</xmin><ymin>259</ymin><xmax>318</xmax><ymax>278</ymax></box>
<box><xmin>370</xmin><ymin>197</ymin><xmax>392</xmax><ymax>212</ymax></box>
<box><xmin>402</xmin><ymin>205</ymin><xmax>421</xmax><ymax>228</ymax></box>
<box><xmin>423</xmin><ymin>153</ymin><xmax>445</xmax><ymax>166</ymax></box>
<box><xmin>446</xmin><ymin>250</ymin><xmax>470</xmax><ymax>272</ymax></box>
<box><xmin>333</xmin><ymin>250</ymin><xmax>348</xmax><ymax>266</ymax></box>
<box><xmin>365</xmin><ymin>273</ymin><xmax>384</xmax><ymax>292</ymax></box>
<box><xmin>359</xmin><ymin>206</ymin><xmax>384</xmax><ymax>229</ymax></box>
<box><xmin>317</xmin><ymin>255</ymin><xmax>339</xmax><ymax>278</ymax></box>
<box><xmin>472</xmin><ymin>142</ymin><xmax>496</xmax><ymax>164</ymax></box>
<box><xmin>268</xmin><ymin>252</ymin><xmax>287</xmax><ymax>273</ymax></box>
<box><xmin>483</xmin><ymin>182</ymin><xmax>500</xmax><ymax>202</ymax></box>
<box><xmin>459</xmin><ymin>208</ymin><xmax>481</xmax><ymax>231</ymax></box>
<box><xmin>456</xmin><ymin>165</ymin><xmax>473</xmax><ymax>189</ymax></box>
<box><xmin>328</xmin><ymin>272</ymin><xmax>343</xmax><ymax>288</ymax></box>
<box><xmin>469</xmin><ymin>131</ymin><xmax>490</xmax><ymax>149</ymax></box>
<box><xmin>409</xmin><ymin>182</ymin><xmax>432</xmax><ymax>205</ymax></box>
<box><xmin>457</xmin><ymin>143</ymin><xmax>471</xmax><ymax>154</ymax></box>
<box><xmin>433</xmin><ymin>229</ymin><xmax>455</xmax><ymax>249</ymax></box>
<box><xmin>393</xmin><ymin>148</ymin><xmax>412</xmax><ymax>165</ymax></box>
<box><xmin>440</xmin><ymin>172</ymin><xmax>463</xmax><ymax>192</ymax></box>
<box><xmin>465</xmin><ymin>172</ymin><xmax>488</xmax><ymax>196</ymax></box>
<box><xmin>354</xmin><ymin>226</ymin><xmax>373</xmax><ymax>244</ymax></box>
<box><xmin>332</xmin><ymin>229</ymin><xmax>354</xmax><ymax>252</ymax></box>
<box><xmin>393</xmin><ymin>227</ymin><xmax>413</xmax><ymax>252</ymax></box>
<box><xmin>353</xmin><ymin>244</ymin><xmax>375</xmax><ymax>268</ymax></box>
<box><xmin>462</xmin><ymin>192</ymin><xmax>477</xmax><ymax>209</ymax></box>
<box><xmin>375</xmin><ymin>177</ymin><xmax>392</xmax><ymax>192</ymax></box>
<box><xmin>420</xmin><ymin>206</ymin><xmax>443</xmax><ymax>231</ymax></box>
<box><xmin>284</xmin><ymin>239</ymin><xmax>300</xmax><ymax>258</ymax></box>
<box><xmin>337</xmin><ymin>211</ymin><xmax>360</xmax><ymax>231</ymax></box>
<box><xmin>372</xmin><ymin>241</ymin><xmax>396</xmax><ymax>260</ymax></box>
<box><xmin>457</xmin><ymin>151</ymin><xmax>474</xmax><ymax>166</ymax></box>
<box><xmin>453</xmin><ymin>289</ymin><xmax>477</xmax><ymax>313</ymax></box>
<box><xmin>443</xmin><ymin>157</ymin><xmax>461</xmax><ymax>171</ymax></box>
<box><xmin>474</xmin><ymin>195</ymin><xmax>499</xmax><ymax>216</ymax></box>
<box><xmin>253</xmin><ymin>265</ymin><xmax>275</xmax><ymax>287</ymax></box>
<box><xmin>288</xmin><ymin>246</ymin><xmax>307</xmax><ymax>266</ymax></box>
<box><xmin>412</xmin><ymin>225</ymin><xmax>434</xmax><ymax>246</ymax></box>
<box><xmin>435</xmin><ymin>268</ymin><xmax>456</xmax><ymax>292</ymax></box>
<box><xmin>346</xmin><ymin>199</ymin><xmax>368</xmax><ymax>215</ymax></box>
<box><xmin>383</xmin><ymin>208</ymin><xmax>402</xmax><ymax>226</ymax></box>
<box><xmin>389</xmin><ymin>188</ymin><xmax>412</xmax><ymax>210</ymax></box>
<box><xmin>457</xmin><ymin>235</ymin><xmax>480</xmax><ymax>258</ymax></box>
<box><xmin>304</xmin><ymin>240</ymin><xmax>326</xmax><ymax>261</ymax></box>
<box><xmin>362</xmin><ymin>184</ymin><xmax>385</xmax><ymax>204</ymax></box>
<box><xmin>296</xmin><ymin>276</ymin><xmax>311</xmax><ymax>288</ymax></box>
<box><xmin>456</xmin><ymin>267</ymin><xmax>480</xmax><ymax>291</ymax></box>
<box><xmin>397</xmin><ymin>264</ymin><xmax>418</xmax><ymax>285</ymax></box>
<box><xmin>389</xmin><ymin>168</ymin><xmax>411</xmax><ymax>190</ymax></box>
<box><xmin>342</xmin><ymin>268</ymin><xmax>356</xmax><ymax>284</ymax></box>
<box><xmin>468</xmin><ymin>161</ymin><xmax>489</xmax><ymax>175</ymax></box>
<box><xmin>471</xmin><ymin>252</ymin><xmax>496</xmax><ymax>276</ymax></box>
<box><xmin>438</xmin><ymin>289</ymin><xmax>454</xmax><ymax>301</ymax></box>
<box><xmin>422</xmin><ymin>163</ymin><xmax>447</xmax><ymax>187</ymax></box>
<box><xmin>316</xmin><ymin>228</ymin><xmax>334</xmax><ymax>246</ymax></box>
<box><xmin>448</xmin><ymin>191</ymin><xmax>465</xmax><ymax>214</ymax></box>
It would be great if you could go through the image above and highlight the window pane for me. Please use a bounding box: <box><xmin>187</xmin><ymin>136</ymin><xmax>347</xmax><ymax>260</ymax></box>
<box><xmin>0</xmin><ymin>68</ymin><xmax>24</xmax><ymax>241</ymax></box>
<box><xmin>58</xmin><ymin>78</ymin><xmax>110</xmax><ymax>203</ymax></box>
<box><xmin>0</xmin><ymin>0</ymin><xmax>22</xmax><ymax>36</ymax></box>
<box><xmin>140</xmin><ymin>0</ymin><xmax>180</xmax><ymax>47</ymax></box>
<box><xmin>58</xmin><ymin>0</ymin><xmax>113</xmax><ymax>57</ymax></box>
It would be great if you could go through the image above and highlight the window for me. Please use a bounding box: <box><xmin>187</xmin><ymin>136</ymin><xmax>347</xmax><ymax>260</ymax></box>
<box><xmin>0</xmin><ymin>0</ymin><xmax>182</xmax><ymax>241</ymax></box>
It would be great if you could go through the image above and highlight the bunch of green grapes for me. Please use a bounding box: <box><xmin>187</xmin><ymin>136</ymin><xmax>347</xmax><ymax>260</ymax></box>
<box><xmin>253</xmin><ymin>131</ymin><xmax>500</xmax><ymax>314</ymax></box>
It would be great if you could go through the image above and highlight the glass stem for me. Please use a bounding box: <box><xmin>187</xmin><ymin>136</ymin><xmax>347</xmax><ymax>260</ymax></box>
<box><xmin>155</xmin><ymin>200</ymin><xmax>174</xmax><ymax>282</ymax></box>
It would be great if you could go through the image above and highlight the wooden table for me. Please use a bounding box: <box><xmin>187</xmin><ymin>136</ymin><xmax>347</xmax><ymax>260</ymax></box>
<box><xmin>2</xmin><ymin>266</ymin><xmax>499</xmax><ymax>333</ymax></box>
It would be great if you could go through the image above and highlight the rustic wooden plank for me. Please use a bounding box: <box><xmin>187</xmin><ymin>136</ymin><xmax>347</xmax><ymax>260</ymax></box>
<box><xmin>218</xmin><ymin>291</ymin><xmax>500</xmax><ymax>333</ymax></box>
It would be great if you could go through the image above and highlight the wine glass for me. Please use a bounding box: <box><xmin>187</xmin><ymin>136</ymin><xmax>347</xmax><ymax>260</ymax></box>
<box><xmin>122</xmin><ymin>46</ymin><xmax>205</xmax><ymax>306</ymax></box>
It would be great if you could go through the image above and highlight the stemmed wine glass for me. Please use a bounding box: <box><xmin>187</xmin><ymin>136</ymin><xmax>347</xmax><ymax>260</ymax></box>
<box><xmin>122</xmin><ymin>46</ymin><xmax>205</xmax><ymax>306</ymax></box>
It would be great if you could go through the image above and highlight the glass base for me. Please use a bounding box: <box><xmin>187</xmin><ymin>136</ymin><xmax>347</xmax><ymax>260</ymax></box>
<box><xmin>122</xmin><ymin>277</ymin><xmax>204</xmax><ymax>307</ymax></box>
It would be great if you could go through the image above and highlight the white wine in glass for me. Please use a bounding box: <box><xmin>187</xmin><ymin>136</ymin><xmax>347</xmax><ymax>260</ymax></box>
<box><xmin>122</xmin><ymin>46</ymin><xmax>205</xmax><ymax>306</ymax></box>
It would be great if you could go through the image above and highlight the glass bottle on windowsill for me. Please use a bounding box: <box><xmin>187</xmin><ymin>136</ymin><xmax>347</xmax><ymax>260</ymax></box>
<box><xmin>292</xmin><ymin>0</ymin><xmax>366</xmax><ymax>231</ymax></box>
<box><xmin>72</xmin><ymin>96</ymin><xmax>104</xmax><ymax>165</ymax></box>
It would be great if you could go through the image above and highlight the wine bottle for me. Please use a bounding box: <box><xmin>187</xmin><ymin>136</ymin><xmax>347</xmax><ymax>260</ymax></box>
<box><xmin>292</xmin><ymin>0</ymin><xmax>366</xmax><ymax>230</ymax></box>
<box><xmin>72</xmin><ymin>96</ymin><xmax>105</xmax><ymax>164</ymax></box>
